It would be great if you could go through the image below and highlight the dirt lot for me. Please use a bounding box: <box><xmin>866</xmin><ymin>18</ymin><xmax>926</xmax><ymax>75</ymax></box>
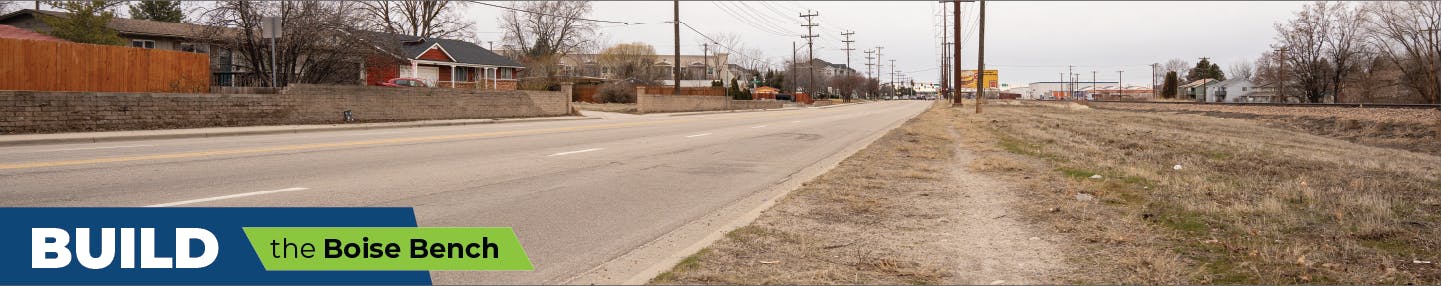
<box><xmin>1091</xmin><ymin>102</ymin><xmax>1441</xmax><ymax>156</ymax></box>
<box><xmin>651</xmin><ymin>100</ymin><xmax>1440</xmax><ymax>285</ymax></box>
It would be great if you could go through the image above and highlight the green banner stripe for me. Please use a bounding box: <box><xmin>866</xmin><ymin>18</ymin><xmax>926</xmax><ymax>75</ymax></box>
<box><xmin>243</xmin><ymin>227</ymin><xmax>533</xmax><ymax>271</ymax></box>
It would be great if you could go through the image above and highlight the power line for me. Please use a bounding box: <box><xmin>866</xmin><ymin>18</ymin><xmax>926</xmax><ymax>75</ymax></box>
<box><xmin>468</xmin><ymin>1</ymin><xmax>639</xmax><ymax>25</ymax></box>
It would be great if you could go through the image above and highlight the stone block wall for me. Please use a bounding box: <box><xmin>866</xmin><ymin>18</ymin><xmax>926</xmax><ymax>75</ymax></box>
<box><xmin>0</xmin><ymin>84</ymin><xmax>571</xmax><ymax>134</ymax></box>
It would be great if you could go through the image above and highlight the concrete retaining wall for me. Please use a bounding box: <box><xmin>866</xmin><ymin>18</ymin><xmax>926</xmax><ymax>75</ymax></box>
<box><xmin>0</xmin><ymin>84</ymin><xmax>572</xmax><ymax>133</ymax></box>
<box><xmin>635</xmin><ymin>86</ymin><xmax>784</xmax><ymax>114</ymax></box>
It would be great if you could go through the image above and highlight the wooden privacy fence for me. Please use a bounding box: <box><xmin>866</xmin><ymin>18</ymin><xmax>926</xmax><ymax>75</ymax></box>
<box><xmin>642</xmin><ymin>85</ymin><xmax>724</xmax><ymax>96</ymax></box>
<box><xmin>0</xmin><ymin>37</ymin><xmax>210</xmax><ymax>93</ymax></box>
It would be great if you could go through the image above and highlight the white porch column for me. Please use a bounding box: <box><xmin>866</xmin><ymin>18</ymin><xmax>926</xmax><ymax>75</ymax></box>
<box><xmin>449</xmin><ymin>65</ymin><xmax>457</xmax><ymax>88</ymax></box>
<box><xmin>410</xmin><ymin>61</ymin><xmax>419</xmax><ymax>78</ymax></box>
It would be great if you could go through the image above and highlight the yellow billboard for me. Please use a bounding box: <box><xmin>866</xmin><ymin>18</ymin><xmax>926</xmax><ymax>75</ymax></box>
<box><xmin>958</xmin><ymin>70</ymin><xmax>999</xmax><ymax>89</ymax></box>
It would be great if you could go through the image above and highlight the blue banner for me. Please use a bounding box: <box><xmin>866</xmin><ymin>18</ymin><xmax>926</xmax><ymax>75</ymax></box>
<box><xmin>0</xmin><ymin>207</ymin><xmax>431</xmax><ymax>285</ymax></box>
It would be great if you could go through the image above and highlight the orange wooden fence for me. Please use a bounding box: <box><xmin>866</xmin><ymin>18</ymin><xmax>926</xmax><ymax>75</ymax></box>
<box><xmin>0</xmin><ymin>37</ymin><xmax>210</xmax><ymax>93</ymax></box>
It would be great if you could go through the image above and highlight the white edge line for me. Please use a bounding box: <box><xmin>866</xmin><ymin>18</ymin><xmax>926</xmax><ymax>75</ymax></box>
<box><xmin>685</xmin><ymin>133</ymin><xmax>712</xmax><ymax>138</ymax></box>
<box><xmin>790</xmin><ymin>120</ymin><xmax>801</xmax><ymax>123</ymax></box>
<box><xmin>548</xmin><ymin>148</ymin><xmax>604</xmax><ymax>157</ymax></box>
<box><xmin>147</xmin><ymin>187</ymin><xmax>310</xmax><ymax>207</ymax></box>
<box><xmin>751</xmin><ymin>125</ymin><xmax>768</xmax><ymax>128</ymax></box>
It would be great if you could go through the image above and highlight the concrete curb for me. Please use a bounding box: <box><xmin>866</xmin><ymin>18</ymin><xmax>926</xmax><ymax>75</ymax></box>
<box><xmin>664</xmin><ymin>107</ymin><xmax>801</xmax><ymax>117</ymax></box>
<box><xmin>814</xmin><ymin>102</ymin><xmax>867</xmax><ymax>109</ymax></box>
<box><xmin>0</xmin><ymin>116</ymin><xmax>596</xmax><ymax>147</ymax></box>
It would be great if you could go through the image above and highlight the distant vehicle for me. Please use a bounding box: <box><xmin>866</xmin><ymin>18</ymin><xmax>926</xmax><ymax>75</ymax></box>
<box><xmin>377</xmin><ymin>78</ymin><xmax>431</xmax><ymax>88</ymax></box>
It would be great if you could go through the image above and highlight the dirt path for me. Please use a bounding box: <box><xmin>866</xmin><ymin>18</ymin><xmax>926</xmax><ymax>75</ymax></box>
<box><xmin>941</xmin><ymin>132</ymin><xmax>1066</xmax><ymax>284</ymax></box>
<box><xmin>649</xmin><ymin>104</ymin><xmax>1072</xmax><ymax>285</ymax></box>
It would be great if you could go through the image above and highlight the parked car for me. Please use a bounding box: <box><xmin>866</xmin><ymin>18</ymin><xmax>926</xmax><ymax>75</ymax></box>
<box><xmin>377</xmin><ymin>78</ymin><xmax>431</xmax><ymax>88</ymax></box>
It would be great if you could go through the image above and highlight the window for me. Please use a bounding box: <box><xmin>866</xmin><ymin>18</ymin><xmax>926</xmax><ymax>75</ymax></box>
<box><xmin>454</xmin><ymin>68</ymin><xmax>470</xmax><ymax>82</ymax></box>
<box><xmin>179</xmin><ymin>42</ymin><xmax>207</xmax><ymax>53</ymax></box>
<box><xmin>500</xmin><ymin>68</ymin><xmax>514</xmax><ymax>79</ymax></box>
<box><xmin>131</xmin><ymin>40</ymin><xmax>155</xmax><ymax>49</ymax></box>
<box><xmin>1242</xmin><ymin>87</ymin><xmax>1248</xmax><ymax>91</ymax></box>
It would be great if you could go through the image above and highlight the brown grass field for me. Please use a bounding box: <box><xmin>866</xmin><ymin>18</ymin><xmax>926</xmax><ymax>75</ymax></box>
<box><xmin>651</xmin><ymin>100</ymin><xmax>1441</xmax><ymax>284</ymax></box>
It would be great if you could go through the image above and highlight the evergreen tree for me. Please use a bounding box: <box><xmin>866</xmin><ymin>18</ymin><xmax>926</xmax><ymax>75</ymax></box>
<box><xmin>729</xmin><ymin>78</ymin><xmax>749</xmax><ymax>100</ymax></box>
<box><xmin>42</xmin><ymin>1</ymin><xmax>125</xmax><ymax>45</ymax></box>
<box><xmin>128</xmin><ymin>0</ymin><xmax>183</xmax><ymax>23</ymax></box>
<box><xmin>1186</xmin><ymin>58</ymin><xmax>1227</xmax><ymax>82</ymax></box>
<box><xmin>1162</xmin><ymin>71</ymin><xmax>1179</xmax><ymax>99</ymax></box>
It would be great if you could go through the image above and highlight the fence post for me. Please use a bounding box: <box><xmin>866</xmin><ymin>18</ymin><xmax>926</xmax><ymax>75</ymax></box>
<box><xmin>560</xmin><ymin>82</ymin><xmax>574</xmax><ymax>115</ymax></box>
<box><xmin>636</xmin><ymin>86</ymin><xmax>648</xmax><ymax>114</ymax></box>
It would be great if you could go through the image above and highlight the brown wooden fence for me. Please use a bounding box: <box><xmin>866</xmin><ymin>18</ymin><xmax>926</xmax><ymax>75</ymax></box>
<box><xmin>0</xmin><ymin>37</ymin><xmax>210</xmax><ymax>93</ymax></box>
<box><xmin>642</xmin><ymin>85</ymin><xmax>724</xmax><ymax>96</ymax></box>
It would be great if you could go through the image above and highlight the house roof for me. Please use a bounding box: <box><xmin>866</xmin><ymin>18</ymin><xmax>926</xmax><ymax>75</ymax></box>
<box><xmin>0</xmin><ymin>24</ymin><xmax>64</xmax><ymax>41</ymax></box>
<box><xmin>1179</xmin><ymin>78</ymin><xmax>1219</xmax><ymax>88</ymax></box>
<box><xmin>386</xmin><ymin>33</ymin><xmax>523</xmax><ymax>68</ymax></box>
<box><xmin>0</xmin><ymin>9</ymin><xmax>210</xmax><ymax>39</ymax></box>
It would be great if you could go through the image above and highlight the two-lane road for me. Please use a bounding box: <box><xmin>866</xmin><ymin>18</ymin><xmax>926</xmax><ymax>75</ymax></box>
<box><xmin>0</xmin><ymin>100</ymin><xmax>931</xmax><ymax>284</ymax></box>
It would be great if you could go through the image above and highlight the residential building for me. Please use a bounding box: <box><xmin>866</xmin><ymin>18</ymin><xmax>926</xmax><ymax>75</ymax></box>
<box><xmin>1206</xmin><ymin>78</ymin><xmax>1256</xmax><ymax>103</ymax></box>
<box><xmin>0</xmin><ymin>9</ymin><xmax>242</xmax><ymax>85</ymax></box>
<box><xmin>809</xmin><ymin>58</ymin><xmax>857</xmax><ymax>78</ymax></box>
<box><xmin>1179</xmin><ymin>79</ymin><xmax>1220</xmax><ymax>100</ymax></box>
<box><xmin>364</xmin><ymin>34</ymin><xmax>524</xmax><ymax>90</ymax></box>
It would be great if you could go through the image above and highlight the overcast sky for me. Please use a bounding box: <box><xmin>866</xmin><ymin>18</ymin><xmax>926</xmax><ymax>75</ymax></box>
<box><xmin>466</xmin><ymin>1</ymin><xmax>1308</xmax><ymax>88</ymax></box>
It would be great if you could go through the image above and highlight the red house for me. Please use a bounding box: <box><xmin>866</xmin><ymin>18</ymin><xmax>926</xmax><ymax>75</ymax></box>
<box><xmin>365</xmin><ymin>35</ymin><xmax>524</xmax><ymax>90</ymax></box>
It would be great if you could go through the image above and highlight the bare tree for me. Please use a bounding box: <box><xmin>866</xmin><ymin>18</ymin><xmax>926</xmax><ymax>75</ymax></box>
<box><xmin>1228</xmin><ymin>60</ymin><xmax>1256</xmax><ymax>81</ymax></box>
<box><xmin>1163</xmin><ymin>58</ymin><xmax>1191</xmax><ymax>81</ymax></box>
<box><xmin>0</xmin><ymin>1</ymin><xmax>16</xmax><ymax>14</ymax></box>
<box><xmin>597</xmin><ymin>42</ymin><xmax>659</xmax><ymax>84</ymax></box>
<box><xmin>359</xmin><ymin>1</ymin><xmax>473</xmax><ymax>40</ymax></box>
<box><xmin>1322</xmin><ymin>1</ymin><xmax>1369</xmax><ymax>103</ymax></box>
<box><xmin>499</xmin><ymin>1</ymin><xmax>598</xmax><ymax>81</ymax></box>
<box><xmin>1363</xmin><ymin>1</ymin><xmax>1441</xmax><ymax>103</ymax></box>
<box><xmin>199</xmin><ymin>1</ymin><xmax>380</xmax><ymax>86</ymax></box>
<box><xmin>1274</xmin><ymin>2</ymin><xmax>1334</xmax><ymax>103</ymax></box>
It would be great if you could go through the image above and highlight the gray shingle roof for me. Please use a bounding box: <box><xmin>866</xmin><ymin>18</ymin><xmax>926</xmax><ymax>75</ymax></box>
<box><xmin>390</xmin><ymin>34</ymin><xmax>523</xmax><ymax>68</ymax></box>
<box><xmin>2</xmin><ymin>9</ymin><xmax>211</xmax><ymax>39</ymax></box>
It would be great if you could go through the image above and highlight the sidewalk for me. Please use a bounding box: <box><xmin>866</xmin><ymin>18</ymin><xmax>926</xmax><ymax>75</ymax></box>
<box><xmin>0</xmin><ymin>116</ymin><xmax>594</xmax><ymax>147</ymax></box>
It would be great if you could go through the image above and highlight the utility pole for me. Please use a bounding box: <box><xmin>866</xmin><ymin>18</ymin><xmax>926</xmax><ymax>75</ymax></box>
<box><xmin>1198</xmin><ymin>57</ymin><xmax>1210</xmax><ymax>102</ymax></box>
<box><xmin>864</xmin><ymin>49</ymin><xmax>875</xmax><ymax>99</ymax></box>
<box><xmin>1117</xmin><ymin>70</ymin><xmax>1124</xmax><ymax>98</ymax></box>
<box><xmin>702</xmin><ymin>43</ymin><xmax>710</xmax><ymax>81</ymax></box>
<box><xmin>1274</xmin><ymin>48</ymin><xmax>1286</xmax><ymax>103</ymax></box>
<box><xmin>672</xmin><ymin>0</ymin><xmax>680</xmax><ymax>95</ymax></box>
<box><xmin>890</xmin><ymin>59</ymin><xmax>897</xmax><ymax>90</ymax></box>
<box><xmin>974</xmin><ymin>0</ymin><xmax>985</xmax><ymax>113</ymax></box>
<box><xmin>939</xmin><ymin>3</ymin><xmax>948</xmax><ymax>100</ymax></box>
<box><xmin>952</xmin><ymin>0</ymin><xmax>963</xmax><ymax>105</ymax></box>
<box><xmin>791</xmin><ymin>41</ymin><xmax>797</xmax><ymax>94</ymax></box>
<box><xmin>874</xmin><ymin>46</ymin><xmax>884</xmax><ymax>81</ymax></box>
<box><xmin>841</xmin><ymin>31</ymin><xmax>855</xmax><ymax>76</ymax></box>
<box><xmin>800</xmin><ymin>10</ymin><xmax>819</xmax><ymax>98</ymax></box>
<box><xmin>841</xmin><ymin>30</ymin><xmax>855</xmax><ymax>100</ymax></box>
<box><xmin>1150</xmin><ymin>63</ymin><xmax>1160</xmax><ymax>98</ymax></box>
<box><xmin>1067</xmin><ymin>65</ymin><xmax>1074</xmax><ymax>100</ymax></box>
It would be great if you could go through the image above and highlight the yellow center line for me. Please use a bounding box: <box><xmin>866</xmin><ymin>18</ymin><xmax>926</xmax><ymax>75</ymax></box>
<box><xmin>0</xmin><ymin>111</ymin><xmax>807</xmax><ymax>170</ymax></box>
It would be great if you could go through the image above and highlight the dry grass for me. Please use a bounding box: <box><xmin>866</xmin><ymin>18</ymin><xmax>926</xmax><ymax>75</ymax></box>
<box><xmin>573</xmin><ymin>102</ymin><xmax>638</xmax><ymax>114</ymax></box>
<box><xmin>650</xmin><ymin>104</ymin><xmax>967</xmax><ymax>285</ymax></box>
<box><xmin>1092</xmin><ymin>102</ymin><xmax>1441</xmax><ymax>155</ymax></box>
<box><xmin>963</xmin><ymin>101</ymin><xmax>1441</xmax><ymax>284</ymax></box>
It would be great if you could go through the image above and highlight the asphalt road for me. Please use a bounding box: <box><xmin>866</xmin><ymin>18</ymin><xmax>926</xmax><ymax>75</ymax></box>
<box><xmin>0</xmin><ymin>100</ymin><xmax>930</xmax><ymax>284</ymax></box>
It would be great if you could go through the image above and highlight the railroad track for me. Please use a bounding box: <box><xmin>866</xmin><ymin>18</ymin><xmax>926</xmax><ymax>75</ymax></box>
<box><xmin>1085</xmin><ymin>100</ymin><xmax>1441</xmax><ymax>110</ymax></box>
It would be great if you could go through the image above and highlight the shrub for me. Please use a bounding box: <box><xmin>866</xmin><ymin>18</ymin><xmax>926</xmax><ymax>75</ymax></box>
<box><xmin>596</xmin><ymin>82</ymin><xmax>637</xmax><ymax>103</ymax></box>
